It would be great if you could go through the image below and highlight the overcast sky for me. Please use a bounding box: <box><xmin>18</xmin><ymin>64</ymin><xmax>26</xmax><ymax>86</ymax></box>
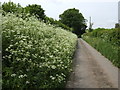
<box><xmin>1</xmin><ymin>0</ymin><xmax>119</xmax><ymax>29</ymax></box>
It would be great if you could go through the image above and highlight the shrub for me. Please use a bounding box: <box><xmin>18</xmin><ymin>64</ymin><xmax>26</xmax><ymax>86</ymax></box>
<box><xmin>2</xmin><ymin>13</ymin><xmax>77</xmax><ymax>89</ymax></box>
<box><xmin>82</xmin><ymin>28</ymin><xmax>120</xmax><ymax>68</ymax></box>
<box><xmin>44</xmin><ymin>16</ymin><xmax>73</xmax><ymax>31</ymax></box>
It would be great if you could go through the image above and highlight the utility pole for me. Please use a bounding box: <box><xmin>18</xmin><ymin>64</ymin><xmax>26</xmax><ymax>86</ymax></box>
<box><xmin>89</xmin><ymin>16</ymin><xmax>93</xmax><ymax>32</ymax></box>
<box><xmin>115</xmin><ymin>1</ymin><xmax>120</xmax><ymax>28</ymax></box>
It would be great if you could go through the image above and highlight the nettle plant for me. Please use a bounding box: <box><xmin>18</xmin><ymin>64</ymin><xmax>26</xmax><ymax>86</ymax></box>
<box><xmin>2</xmin><ymin>13</ymin><xmax>77</xmax><ymax>89</ymax></box>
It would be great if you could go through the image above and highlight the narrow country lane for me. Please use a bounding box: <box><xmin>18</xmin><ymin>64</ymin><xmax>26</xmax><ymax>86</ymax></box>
<box><xmin>66</xmin><ymin>38</ymin><xmax>119</xmax><ymax>88</ymax></box>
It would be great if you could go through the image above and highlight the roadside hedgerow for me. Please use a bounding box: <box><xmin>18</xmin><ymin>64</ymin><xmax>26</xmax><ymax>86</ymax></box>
<box><xmin>82</xmin><ymin>28</ymin><xmax>120</xmax><ymax>68</ymax></box>
<box><xmin>2</xmin><ymin>13</ymin><xmax>77</xmax><ymax>89</ymax></box>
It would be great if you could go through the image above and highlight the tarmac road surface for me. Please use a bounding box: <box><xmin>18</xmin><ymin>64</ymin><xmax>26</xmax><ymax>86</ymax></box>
<box><xmin>66</xmin><ymin>38</ymin><xmax>119</xmax><ymax>88</ymax></box>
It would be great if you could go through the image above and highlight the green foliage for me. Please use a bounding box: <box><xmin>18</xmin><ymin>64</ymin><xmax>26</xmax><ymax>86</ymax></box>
<box><xmin>2</xmin><ymin>2</ymin><xmax>45</xmax><ymax>21</ymax></box>
<box><xmin>0</xmin><ymin>2</ymin><xmax>2</xmax><ymax>13</ymax></box>
<box><xmin>45</xmin><ymin>16</ymin><xmax>72</xmax><ymax>31</ymax></box>
<box><xmin>2</xmin><ymin>2</ymin><xmax>72</xmax><ymax>31</ymax></box>
<box><xmin>59</xmin><ymin>8</ymin><xmax>87</xmax><ymax>37</ymax></box>
<box><xmin>115</xmin><ymin>23</ymin><xmax>120</xmax><ymax>28</ymax></box>
<box><xmin>0</xmin><ymin>10</ymin><xmax>2</xmax><ymax>90</ymax></box>
<box><xmin>24</xmin><ymin>4</ymin><xmax>45</xmax><ymax>20</ymax></box>
<box><xmin>84</xmin><ymin>28</ymin><xmax>120</xmax><ymax>46</ymax></box>
<box><xmin>2</xmin><ymin>1</ymin><xmax>23</xmax><ymax>14</ymax></box>
<box><xmin>82</xmin><ymin>28</ymin><xmax>120</xmax><ymax>68</ymax></box>
<box><xmin>2</xmin><ymin>13</ymin><xmax>77</xmax><ymax>89</ymax></box>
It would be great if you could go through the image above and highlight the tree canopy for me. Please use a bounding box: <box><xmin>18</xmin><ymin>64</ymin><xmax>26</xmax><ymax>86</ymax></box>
<box><xmin>2</xmin><ymin>2</ymin><xmax>22</xmax><ymax>13</ymax></box>
<box><xmin>2</xmin><ymin>2</ymin><xmax>87</xmax><ymax>32</ymax></box>
<box><xmin>25</xmin><ymin>4</ymin><xmax>45</xmax><ymax>20</ymax></box>
<box><xmin>59</xmin><ymin>8</ymin><xmax>87</xmax><ymax>37</ymax></box>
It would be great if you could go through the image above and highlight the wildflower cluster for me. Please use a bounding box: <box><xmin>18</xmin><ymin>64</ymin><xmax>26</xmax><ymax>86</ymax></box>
<box><xmin>2</xmin><ymin>13</ymin><xmax>77</xmax><ymax>89</ymax></box>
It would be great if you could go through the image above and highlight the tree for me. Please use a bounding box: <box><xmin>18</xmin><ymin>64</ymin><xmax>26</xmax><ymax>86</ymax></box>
<box><xmin>59</xmin><ymin>8</ymin><xmax>87</xmax><ymax>37</ymax></box>
<box><xmin>2</xmin><ymin>1</ymin><xmax>21</xmax><ymax>13</ymax></box>
<box><xmin>24</xmin><ymin>4</ymin><xmax>45</xmax><ymax>20</ymax></box>
<box><xmin>44</xmin><ymin>16</ymin><xmax>72</xmax><ymax>31</ymax></box>
<box><xmin>115</xmin><ymin>23</ymin><xmax>120</xmax><ymax>28</ymax></box>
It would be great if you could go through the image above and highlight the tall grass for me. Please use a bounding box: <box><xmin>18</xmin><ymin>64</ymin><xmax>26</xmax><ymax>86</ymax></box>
<box><xmin>82</xmin><ymin>28</ymin><xmax>120</xmax><ymax>68</ymax></box>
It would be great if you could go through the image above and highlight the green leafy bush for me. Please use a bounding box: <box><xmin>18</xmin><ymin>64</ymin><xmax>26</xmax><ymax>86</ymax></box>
<box><xmin>44</xmin><ymin>16</ymin><xmax>73</xmax><ymax>31</ymax></box>
<box><xmin>82</xmin><ymin>28</ymin><xmax>120</xmax><ymax>68</ymax></box>
<box><xmin>84</xmin><ymin>28</ymin><xmax>120</xmax><ymax>46</ymax></box>
<box><xmin>2</xmin><ymin>13</ymin><xmax>77</xmax><ymax>89</ymax></box>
